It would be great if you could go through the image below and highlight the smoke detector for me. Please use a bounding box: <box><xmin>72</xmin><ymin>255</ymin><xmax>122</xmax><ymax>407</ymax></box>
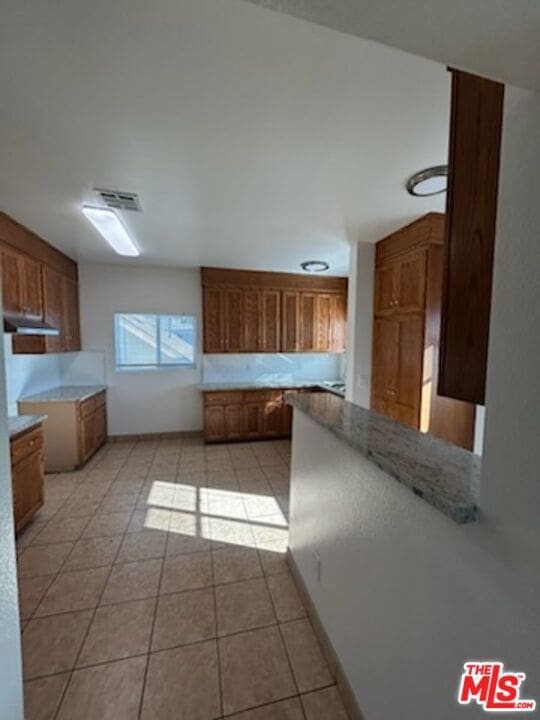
<box><xmin>94</xmin><ymin>188</ymin><xmax>142</xmax><ymax>212</ymax></box>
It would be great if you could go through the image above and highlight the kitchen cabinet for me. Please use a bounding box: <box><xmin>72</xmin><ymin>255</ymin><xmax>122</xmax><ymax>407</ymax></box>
<box><xmin>10</xmin><ymin>424</ymin><xmax>45</xmax><ymax>533</ymax></box>
<box><xmin>371</xmin><ymin>213</ymin><xmax>476</xmax><ymax>450</ymax></box>
<box><xmin>201</xmin><ymin>267</ymin><xmax>347</xmax><ymax>354</ymax></box>
<box><xmin>19</xmin><ymin>390</ymin><xmax>107</xmax><ymax>471</ymax></box>
<box><xmin>0</xmin><ymin>212</ymin><xmax>81</xmax><ymax>355</ymax></box>
<box><xmin>202</xmin><ymin>387</ymin><xmax>322</xmax><ymax>443</ymax></box>
<box><xmin>439</xmin><ymin>69</ymin><xmax>505</xmax><ymax>405</ymax></box>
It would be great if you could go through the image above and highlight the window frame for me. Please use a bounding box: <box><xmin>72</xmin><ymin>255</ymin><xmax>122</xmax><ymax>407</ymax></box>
<box><xmin>113</xmin><ymin>312</ymin><xmax>198</xmax><ymax>372</ymax></box>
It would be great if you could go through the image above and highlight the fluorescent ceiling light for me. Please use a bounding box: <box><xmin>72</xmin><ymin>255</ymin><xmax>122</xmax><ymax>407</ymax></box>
<box><xmin>82</xmin><ymin>206</ymin><xmax>140</xmax><ymax>256</ymax></box>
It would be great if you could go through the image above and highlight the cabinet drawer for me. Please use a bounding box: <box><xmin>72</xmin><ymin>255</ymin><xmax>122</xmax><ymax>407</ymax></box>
<box><xmin>243</xmin><ymin>390</ymin><xmax>283</xmax><ymax>402</ymax></box>
<box><xmin>204</xmin><ymin>392</ymin><xmax>243</xmax><ymax>406</ymax></box>
<box><xmin>10</xmin><ymin>428</ymin><xmax>44</xmax><ymax>466</ymax></box>
<box><xmin>80</xmin><ymin>396</ymin><xmax>97</xmax><ymax>418</ymax></box>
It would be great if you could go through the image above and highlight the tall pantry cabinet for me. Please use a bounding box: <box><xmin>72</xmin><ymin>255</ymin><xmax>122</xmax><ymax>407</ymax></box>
<box><xmin>371</xmin><ymin>212</ymin><xmax>475</xmax><ymax>450</ymax></box>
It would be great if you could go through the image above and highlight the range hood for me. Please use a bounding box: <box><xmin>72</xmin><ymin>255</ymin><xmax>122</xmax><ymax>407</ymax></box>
<box><xmin>4</xmin><ymin>316</ymin><xmax>60</xmax><ymax>336</ymax></box>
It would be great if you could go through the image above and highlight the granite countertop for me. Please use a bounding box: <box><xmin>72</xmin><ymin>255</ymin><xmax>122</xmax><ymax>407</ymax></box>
<box><xmin>288</xmin><ymin>392</ymin><xmax>480</xmax><ymax>524</ymax></box>
<box><xmin>197</xmin><ymin>380</ymin><xmax>343</xmax><ymax>392</ymax></box>
<box><xmin>19</xmin><ymin>385</ymin><xmax>107</xmax><ymax>403</ymax></box>
<box><xmin>8</xmin><ymin>415</ymin><xmax>48</xmax><ymax>439</ymax></box>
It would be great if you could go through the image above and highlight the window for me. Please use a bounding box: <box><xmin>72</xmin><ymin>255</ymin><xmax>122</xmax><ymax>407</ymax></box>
<box><xmin>114</xmin><ymin>314</ymin><xmax>196</xmax><ymax>369</ymax></box>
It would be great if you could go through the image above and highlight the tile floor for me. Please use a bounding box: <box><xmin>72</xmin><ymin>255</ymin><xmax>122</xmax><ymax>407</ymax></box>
<box><xmin>17</xmin><ymin>436</ymin><xmax>350</xmax><ymax>719</ymax></box>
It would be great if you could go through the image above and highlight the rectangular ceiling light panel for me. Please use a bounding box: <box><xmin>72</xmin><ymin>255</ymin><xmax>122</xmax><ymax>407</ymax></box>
<box><xmin>82</xmin><ymin>206</ymin><xmax>140</xmax><ymax>256</ymax></box>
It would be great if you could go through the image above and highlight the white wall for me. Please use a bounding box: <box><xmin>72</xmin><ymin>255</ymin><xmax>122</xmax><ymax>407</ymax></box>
<box><xmin>0</xmin><ymin>304</ymin><xmax>24</xmax><ymax>719</ymax></box>
<box><xmin>79</xmin><ymin>263</ymin><xmax>203</xmax><ymax>435</ymax></box>
<box><xmin>345</xmin><ymin>242</ymin><xmax>375</xmax><ymax>407</ymax></box>
<box><xmin>288</xmin><ymin>86</ymin><xmax>540</xmax><ymax>719</ymax></box>
<box><xmin>3</xmin><ymin>337</ymin><xmax>106</xmax><ymax>416</ymax></box>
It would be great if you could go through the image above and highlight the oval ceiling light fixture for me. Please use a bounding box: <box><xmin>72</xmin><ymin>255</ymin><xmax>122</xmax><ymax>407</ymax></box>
<box><xmin>406</xmin><ymin>165</ymin><xmax>448</xmax><ymax>197</ymax></box>
<box><xmin>300</xmin><ymin>260</ymin><xmax>330</xmax><ymax>273</ymax></box>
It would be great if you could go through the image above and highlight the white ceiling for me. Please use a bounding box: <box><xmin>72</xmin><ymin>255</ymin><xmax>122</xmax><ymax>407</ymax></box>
<box><xmin>0</xmin><ymin>0</ymin><xmax>449</xmax><ymax>276</ymax></box>
<box><xmin>246</xmin><ymin>0</ymin><xmax>540</xmax><ymax>90</ymax></box>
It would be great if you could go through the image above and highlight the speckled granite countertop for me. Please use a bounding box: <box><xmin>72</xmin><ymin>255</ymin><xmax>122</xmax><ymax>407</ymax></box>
<box><xmin>8</xmin><ymin>415</ymin><xmax>47</xmax><ymax>439</ymax></box>
<box><xmin>288</xmin><ymin>392</ymin><xmax>480</xmax><ymax>524</ymax></box>
<box><xmin>197</xmin><ymin>380</ymin><xmax>343</xmax><ymax>392</ymax></box>
<box><xmin>19</xmin><ymin>386</ymin><xmax>107</xmax><ymax>403</ymax></box>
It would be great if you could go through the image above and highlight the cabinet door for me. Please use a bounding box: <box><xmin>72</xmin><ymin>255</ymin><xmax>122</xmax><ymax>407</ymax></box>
<box><xmin>371</xmin><ymin>317</ymin><xmax>399</xmax><ymax>411</ymax></box>
<box><xmin>243</xmin><ymin>402</ymin><xmax>262</xmax><ymax>438</ymax></box>
<box><xmin>393</xmin><ymin>314</ymin><xmax>424</xmax><ymax>428</ymax></box>
<box><xmin>43</xmin><ymin>266</ymin><xmax>66</xmax><ymax>352</ymax></box>
<box><xmin>63</xmin><ymin>277</ymin><xmax>81</xmax><ymax>351</ymax></box>
<box><xmin>224</xmin><ymin>289</ymin><xmax>244</xmax><ymax>352</ymax></box>
<box><xmin>94</xmin><ymin>405</ymin><xmax>107</xmax><ymax>448</ymax></box>
<box><xmin>203</xmin><ymin>287</ymin><xmax>225</xmax><ymax>353</ymax></box>
<box><xmin>244</xmin><ymin>289</ymin><xmax>261</xmax><ymax>352</ymax></box>
<box><xmin>299</xmin><ymin>293</ymin><xmax>317</xmax><ymax>351</ymax></box>
<box><xmin>262</xmin><ymin>395</ymin><xmax>284</xmax><ymax>437</ymax></box>
<box><xmin>1</xmin><ymin>246</ymin><xmax>24</xmax><ymax>317</ymax></box>
<box><xmin>330</xmin><ymin>293</ymin><xmax>347</xmax><ymax>352</ymax></box>
<box><xmin>261</xmin><ymin>290</ymin><xmax>281</xmax><ymax>352</ymax></box>
<box><xmin>80</xmin><ymin>413</ymin><xmax>96</xmax><ymax>462</ymax></box>
<box><xmin>315</xmin><ymin>294</ymin><xmax>334</xmax><ymax>351</ymax></box>
<box><xmin>225</xmin><ymin>404</ymin><xmax>245</xmax><ymax>439</ymax></box>
<box><xmin>204</xmin><ymin>405</ymin><xmax>225</xmax><ymax>442</ymax></box>
<box><xmin>12</xmin><ymin>450</ymin><xmax>45</xmax><ymax>532</ymax></box>
<box><xmin>374</xmin><ymin>265</ymin><xmax>396</xmax><ymax>316</ymax></box>
<box><xmin>21</xmin><ymin>255</ymin><xmax>43</xmax><ymax>320</ymax></box>
<box><xmin>395</xmin><ymin>252</ymin><xmax>426</xmax><ymax>313</ymax></box>
<box><xmin>439</xmin><ymin>70</ymin><xmax>504</xmax><ymax>405</ymax></box>
<box><xmin>281</xmin><ymin>291</ymin><xmax>300</xmax><ymax>352</ymax></box>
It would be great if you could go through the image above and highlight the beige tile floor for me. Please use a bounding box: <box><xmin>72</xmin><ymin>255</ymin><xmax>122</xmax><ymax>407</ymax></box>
<box><xmin>17</xmin><ymin>437</ymin><xmax>350</xmax><ymax>719</ymax></box>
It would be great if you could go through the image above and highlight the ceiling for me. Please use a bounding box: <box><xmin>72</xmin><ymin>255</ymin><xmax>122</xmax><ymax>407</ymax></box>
<box><xmin>0</xmin><ymin>0</ymin><xmax>449</xmax><ymax>276</ymax></box>
<box><xmin>246</xmin><ymin>0</ymin><xmax>540</xmax><ymax>90</ymax></box>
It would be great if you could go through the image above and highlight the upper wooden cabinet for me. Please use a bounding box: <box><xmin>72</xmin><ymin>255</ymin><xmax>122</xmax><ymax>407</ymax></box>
<box><xmin>371</xmin><ymin>213</ymin><xmax>476</xmax><ymax>450</ymax></box>
<box><xmin>0</xmin><ymin>212</ymin><xmax>81</xmax><ymax>354</ymax></box>
<box><xmin>201</xmin><ymin>267</ymin><xmax>347</xmax><ymax>354</ymax></box>
<box><xmin>439</xmin><ymin>69</ymin><xmax>505</xmax><ymax>405</ymax></box>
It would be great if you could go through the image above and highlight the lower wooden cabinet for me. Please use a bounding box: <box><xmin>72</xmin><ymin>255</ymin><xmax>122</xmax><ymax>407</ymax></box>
<box><xmin>10</xmin><ymin>425</ymin><xmax>45</xmax><ymax>533</ymax></box>
<box><xmin>203</xmin><ymin>388</ymin><xmax>319</xmax><ymax>443</ymax></box>
<box><xmin>19</xmin><ymin>390</ymin><xmax>107</xmax><ymax>471</ymax></box>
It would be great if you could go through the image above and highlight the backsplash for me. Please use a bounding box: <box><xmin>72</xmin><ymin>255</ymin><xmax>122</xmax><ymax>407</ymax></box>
<box><xmin>3</xmin><ymin>335</ymin><xmax>106</xmax><ymax>415</ymax></box>
<box><xmin>203</xmin><ymin>353</ymin><xmax>344</xmax><ymax>384</ymax></box>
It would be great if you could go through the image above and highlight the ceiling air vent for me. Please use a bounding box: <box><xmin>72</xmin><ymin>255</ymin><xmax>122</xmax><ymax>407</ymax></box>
<box><xmin>94</xmin><ymin>188</ymin><xmax>142</xmax><ymax>212</ymax></box>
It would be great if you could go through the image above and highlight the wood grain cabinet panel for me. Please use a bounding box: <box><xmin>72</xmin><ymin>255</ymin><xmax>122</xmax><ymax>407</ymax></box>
<box><xmin>225</xmin><ymin>404</ymin><xmax>245</xmax><ymax>439</ymax></box>
<box><xmin>439</xmin><ymin>69</ymin><xmax>504</xmax><ymax>405</ymax></box>
<box><xmin>203</xmin><ymin>287</ymin><xmax>225</xmax><ymax>353</ymax></box>
<box><xmin>281</xmin><ymin>291</ymin><xmax>300</xmax><ymax>352</ymax></box>
<box><xmin>299</xmin><ymin>293</ymin><xmax>317</xmax><ymax>351</ymax></box>
<box><xmin>201</xmin><ymin>268</ymin><xmax>347</xmax><ymax>355</ymax></box>
<box><xmin>261</xmin><ymin>290</ymin><xmax>281</xmax><ymax>352</ymax></box>
<box><xmin>374</xmin><ymin>265</ymin><xmax>396</xmax><ymax>317</ymax></box>
<box><xmin>204</xmin><ymin>405</ymin><xmax>225</xmax><ymax>442</ymax></box>
<box><xmin>1</xmin><ymin>214</ymin><xmax>81</xmax><ymax>356</ymax></box>
<box><xmin>244</xmin><ymin>289</ymin><xmax>262</xmax><ymax>352</ymax></box>
<box><xmin>10</xmin><ymin>425</ymin><xmax>45</xmax><ymax>533</ymax></box>
<box><xmin>63</xmin><ymin>277</ymin><xmax>81</xmax><ymax>351</ymax></box>
<box><xmin>42</xmin><ymin>266</ymin><xmax>65</xmax><ymax>353</ymax></box>
<box><xmin>1</xmin><ymin>246</ymin><xmax>24</xmax><ymax>317</ymax></box>
<box><xmin>224</xmin><ymin>289</ymin><xmax>244</xmax><ymax>352</ymax></box>
<box><xmin>21</xmin><ymin>255</ymin><xmax>43</xmax><ymax>320</ymax></box>
<box><xmin>371</xmin><ymin>213</ymin><xmax>475</xmax><ymax>449</ymax></box>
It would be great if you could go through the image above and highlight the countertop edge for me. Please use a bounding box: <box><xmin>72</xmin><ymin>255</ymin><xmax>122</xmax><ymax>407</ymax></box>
<box><xmin>288</xmin><ymin>393</ymin><xmax>479</xmax><ymax>525</ymax></box>
<box><xmin>18</xmin><ymin>385</ymin><xmax>107</xmax><ymax>403</ymax></box>
<box><xmin>8</xmin><ymin>415</ymin><xmax>48</xmax><ymax>440</ymax></box>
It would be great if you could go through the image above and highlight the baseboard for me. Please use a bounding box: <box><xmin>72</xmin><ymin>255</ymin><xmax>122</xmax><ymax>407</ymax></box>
<box><xmin>287</xmin><ymin>548</ymin><xmax>366</xmax><ymax>720</ymax></box>
<box><xmin>107</xmin><ymin>430</ymin><xmax>203</xmax><ymax>442</ymax></box>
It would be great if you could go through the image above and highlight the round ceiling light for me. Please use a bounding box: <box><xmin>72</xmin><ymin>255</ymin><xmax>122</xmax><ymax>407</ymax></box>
<box><xmin>406</xmin><ymin>165</ymin><xmax>448</xmax><ymax>197</ymax></box>
<box><xmin>300</xmin><ymin>260</ymin><xmax>329</xmax><ymax>273</ymax></box>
